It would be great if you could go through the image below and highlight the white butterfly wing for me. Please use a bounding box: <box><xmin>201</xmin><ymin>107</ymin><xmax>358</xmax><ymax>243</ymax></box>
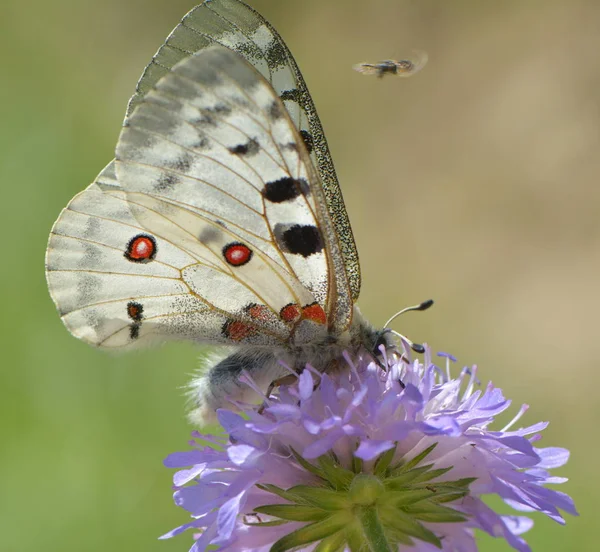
<box><xmin>119</xmin><ymin>45</ymin><xmax>353</xmax><ymax>331</ymax></box>
<box><xmin>47</xmin><ymin>1</ymin><xmax>361</xmax><ymax>350</ymax></box>
<box><xmin>47</xmin><ymin>46</ymin><xmax>346</xmax><ymax>348</ymax></box>
<box><xmin>46</xmin><ymin>162</ymin><xmax>288</xmax><ymax>348</ymax></box>
<box><xmin>128</xmin><ymin>0</ymin><xmax>361</xmax><ymax>305</ymax></box>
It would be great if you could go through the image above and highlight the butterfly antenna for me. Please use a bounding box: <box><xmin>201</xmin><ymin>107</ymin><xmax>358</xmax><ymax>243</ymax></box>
<box><xmin>388</xmin><ymin>330</ymin><xmax>425</xmax><ymax>354</ymax></box>
<box><xmin>383</xmin><ymin>299</ymin><xmax>434</xmax><ymax>329</ymax></box>
<box><xmin>382</xmin><ymin>299</ymin><xmax>434</xmax><ymax>354</ymax></box>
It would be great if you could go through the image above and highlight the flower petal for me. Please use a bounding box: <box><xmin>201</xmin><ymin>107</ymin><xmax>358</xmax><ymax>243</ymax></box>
<box><xmin>165</xmin><ymin>347</ymin><xmax>575</xmax><ymax>552</ymax></box>
<box><xmin>354</xmin><ymin>440</ymin><xmax>395</xmax><ymax>461</ymax></box>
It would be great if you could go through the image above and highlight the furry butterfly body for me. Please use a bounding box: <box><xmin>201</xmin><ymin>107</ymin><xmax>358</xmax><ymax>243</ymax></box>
<box><xmin>46</xmin><ymin>0</ymin><xmax>394</xmax><ymax>422</ymax></box>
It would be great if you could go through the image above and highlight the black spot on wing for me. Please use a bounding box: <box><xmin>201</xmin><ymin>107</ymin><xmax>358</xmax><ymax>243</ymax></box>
<box><xmin>275</xmin><ymin>224</ymin><xmax>323</xmax><ymax>257</ymax></box>
<box><xmin>280</xmin><ymin>89</ymin><xmax>300</xmax><ymax>103</ymax></box>
<box><xmin>129</xmin><ymin>323</ymin><xmax>141</xmax><ymax>340</ymax></box>
<box><xmin>82</xmin><ymin>307</ymin><xmax>100</xmax><ymax>329</ymax></box>
<box><xmin>82</xmin><ymin>217</ymin><xmax>101</xmax><ymax>239</ymax></box>
<box><xmin>155</xmin><ymin>173</ymin><xmax>179</xmax><ymax>192</ymax></box>
<box><xmin>76</xmin><ymin>274</ymin><xmax>101</xmax><ymax>308</ymax></box>
<box><xmin>299</xmin><ymin>130</ymin><xmax>314</xmax><ymax>154</ymax></box>
<box><xmin>282</xmin><ymin>141</ymin><xmax>298</xmax><ymax>152</ymax></box>
<box><xmin>193</xmin><ymin>112</ymin><xmax>217</xmax><ymax>127</ymax></box>
<box><xmin>229</xmin><ymin>138</ymin><xmax>259</xmax><ymax>156</ymax></box>
<box><xmin>265</xmin><ymin>37</ymin><xmax>287</xmax><ymax>70</ymax></box>
<box><xmin>207</xmin><ymin>103</ymin><xmax>232</xmax><ymax>116</ymax></box>
<box><xmin>171</xmin><ymin>154</ymin><xmax>193</xmax><ymax>173</ymax></box>
<box><xmin>198</xmin><ymin>225</ymin><xmax>222</xmax><ymax>244</ymax></box>
<box><xmin>79</xmin><ymin>242</ymin><xmax>102</xmax><ymax>269</ymax></box>
<box><xmin>192</xmin><ymin>135</ymin><xmax>210</xmax><ymax>149</ymax></box>
<box><xmin>263</xmin><ymin>177</ymin><xmax>309</xmax><ymax>203</ymax></box>
<box><xmin>269</xmin><ymin>100</ymin><xmax>284</xmax><ymax>121</ymax></box>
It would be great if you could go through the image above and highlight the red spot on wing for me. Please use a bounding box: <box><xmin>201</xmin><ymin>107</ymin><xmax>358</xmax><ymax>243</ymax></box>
<box><xmin>125</xmin><ymin>234</ymin><xmax>156</xmax><ymax>263</ymax></box>
<box><xmin>222</xmin><ymin>320</ymin><xmax>256</xmax><ymax>342</ymax></box>
<box><xmin>246</xmin><ymin>303</ymin><xmax>270</xmax><ymax>321</ymax></box>
<box><xmin>223</xmin><ymin>243</ymin><xmax>253</xmax><ymax>266</ymax></box>
<box><xmin>302</xmin><ymin>303</ymin><xmax>327</xmax><ymax>325</ymax></box>
<box><xmin>280</xmin><ymin>303</ymin><xmax>301</xmax><ymax>323</ymax></box>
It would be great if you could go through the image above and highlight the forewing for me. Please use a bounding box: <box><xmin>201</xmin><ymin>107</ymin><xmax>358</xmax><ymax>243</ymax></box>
<box><xmin>116</xmin><ymin>46</ymin><xmax>355</xmax><ymax>341</ymax></box>
<box><xmin>127</xmin><ymin>0</ymin><xmax>361</xmax><ymax>306</ymax></box>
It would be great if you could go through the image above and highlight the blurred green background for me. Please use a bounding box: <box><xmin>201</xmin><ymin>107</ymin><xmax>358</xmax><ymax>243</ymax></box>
<box><xmin>1</xmin><ymin>0</ymin><xmax>593</xmax><ymax>550</ymax></box>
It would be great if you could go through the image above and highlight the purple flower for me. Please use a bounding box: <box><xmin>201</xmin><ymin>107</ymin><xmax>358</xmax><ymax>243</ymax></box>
<box><xmin>162</xmin><ymin>348</ymin><xmax>576</xmax><ymax>551</ymax></box>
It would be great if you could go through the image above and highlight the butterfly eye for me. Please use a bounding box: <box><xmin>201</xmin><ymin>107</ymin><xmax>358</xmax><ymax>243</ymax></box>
<box><xmin>222</xmin><ymin>243</ymin><xmax>253</xmax><ymax>266</ymax></box>
<box><xmin>125</xmin><ymin>234</ymin><xmax>157</xmax><ymax>263</ymax></box>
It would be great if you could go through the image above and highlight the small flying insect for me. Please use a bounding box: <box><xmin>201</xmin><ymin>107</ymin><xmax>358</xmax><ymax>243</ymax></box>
<box><xmin>353</xmin><ymin>51</ymin><xmax>428</xmax><ymax>78</ymax></box>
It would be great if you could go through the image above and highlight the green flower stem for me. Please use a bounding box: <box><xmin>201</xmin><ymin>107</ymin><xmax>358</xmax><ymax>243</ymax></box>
<box><xmin>354</xmin><ymin>506</ymin><xmax>393</xmax><ymax>552</ymax></box>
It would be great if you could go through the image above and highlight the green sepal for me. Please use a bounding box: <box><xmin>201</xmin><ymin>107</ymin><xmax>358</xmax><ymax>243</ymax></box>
<box><xmin>351</xmin><ymin>452</ymin><xmax>364</xmax><ymax>474</ymax></box>
<box><xmin>385</xmin><ymin>488</ymin><xmax>437</xmax><ymax>507</ymax></box>
<box><xmin>345</xmin><ymin>524</ymin><xmax>366</xmax><ymax>552</ymax></box>
<box><xmin>373</xmin><ymin>443</ymin><xmax>398</xmax><ymax>477</ymax></box>
<box><xmin>404</xmin><ymin>500</ymin><xmax>468</xmax><ymax>523</ymax></box>
<box><xmin>270</xmin><ymin>511</ymin><xmax>352</xmax><ymax>552</ymax></box>
<box><xmin>313</xmin><ymin>530</ymin><xmax>347</xmax><ymax>552</ymax></box>
<box><xmin>410</xmin><ymin>466</ymin><xmax>454</xmax><ymax>484</ymax></box>
<box><xmin>317</xmin><ymin>454</ymin><xmax>354</xmax><ymax>490</ymax></box>
<box><xmin>256</xmin><ymin>484</ymin><xmax>310</xmax><ymax>505</ymax></box>
<box><xmin>243</xmin><ymin>519</ymin><xmax>289</xmax><ymax>527</ymax></box>
<box><xmin>419</xmin><ymin>477</ymin><xmax>477</xmax><ymax>490</ymax></box>
<box><xmin>389</xmin><ymin>443</ymin><xmax>438</xmax><ymax>474</ymax></box>
<box><xmin>254</xmin><ymin>504</ymin><xmax>328</xmax><ymax>522</ymax></box>
<box><xmin>385</xmin><ymin>525</ymin><xmax>416</xmax><ymax>547</ymax></box>
<box><xmin>410</xmin><ymin>510</ymin><xmax>467</xmax><ymax>523</ymax></box>
<box><xmin>281</xmin><ymin>485</ymin><xmax>349</xmax><ymax>510</ymax></box>
<box><xmin>289</xmin><ymin>447</ymin><xmax>326</xmax><ymax>480</ymax></box>
<box><xmin>429</xmin><ymin>490</ymin><xmax>470</xmax><ymax>504</ymax></box>
<box><xmin>385</xmin><ymin>464</ymin><xmax>436</xmax><ymax>489</ymax></box>
<box><xmin>379</xmin><ymin>509</ymin><xmax>442</xmax><ymax>548</ymax></box>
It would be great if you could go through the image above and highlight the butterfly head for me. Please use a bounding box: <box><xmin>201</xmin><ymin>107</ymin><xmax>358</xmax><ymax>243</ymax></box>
<box><xmin>364</xmin><ymin>299</ymin><xmax>434</xmax><ymax>364</ymax></box>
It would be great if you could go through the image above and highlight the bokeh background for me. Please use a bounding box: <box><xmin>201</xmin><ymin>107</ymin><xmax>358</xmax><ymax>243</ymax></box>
<box><xmin>1</xmin><ymin>0</ymin><xmax>595</xmax><ymax>550</ymax></box>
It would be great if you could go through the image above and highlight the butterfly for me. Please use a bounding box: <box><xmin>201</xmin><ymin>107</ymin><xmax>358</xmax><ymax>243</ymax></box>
<box><xmin>353</xmin><ymin>51</ymin><xmax>428</xmax><ymax>78</ymax></box>
<box><xmin>45</xmin><ymin>0</ymin><xmax>428</xmax><ymax>423</ymax></box>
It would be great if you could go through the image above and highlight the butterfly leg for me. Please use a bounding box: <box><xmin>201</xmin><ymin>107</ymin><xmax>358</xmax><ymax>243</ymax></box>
<box><xmin>264</xmin><ymin>374</ymin><xmax>298</xmax><ymax>399</ymax></box>
<box><xmin>255</xmin><ymin>373</ymin><xmax>301</xmax><ymax>415</ymax></box>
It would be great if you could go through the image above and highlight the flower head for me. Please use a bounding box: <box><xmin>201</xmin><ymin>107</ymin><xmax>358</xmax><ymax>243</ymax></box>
<box><xmin>162</xmin><ymin>348</ymin><xmax>576</xmax><ymax>551</ymax></box>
